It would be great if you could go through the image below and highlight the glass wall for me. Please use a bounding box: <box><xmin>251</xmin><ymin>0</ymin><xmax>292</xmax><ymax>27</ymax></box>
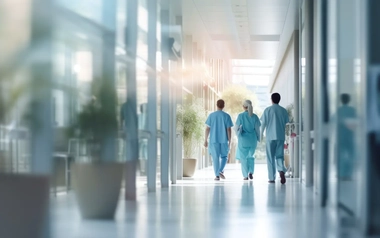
<box><xmin>299</xmin><ymin>0</ymin><xmax>307</xmax><ymax>183</ymax></box>
<box><xmin>0</xmin><ymin>0</ymin><xmax>166</xmax><ymax>190</ymax></box>
<box><xmin>326</xmin><ymin>0</ymin><xmax>370</xmax><ymax>233</ymax></box>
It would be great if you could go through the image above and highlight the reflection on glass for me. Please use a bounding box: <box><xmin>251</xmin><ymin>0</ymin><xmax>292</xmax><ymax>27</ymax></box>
<box><xmin>138</xmin><ymin>103</ymin><xmax>148</xmax><ymax>175</ymax></box>
<box><xmin>337</xmin><ymin>94</ymin><xmax>356</xmax><ymax>180</ymax></box>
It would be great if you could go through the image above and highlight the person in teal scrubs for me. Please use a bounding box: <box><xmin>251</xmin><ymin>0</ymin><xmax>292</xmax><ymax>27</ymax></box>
<box><xmin>204</xmin><ymin>99</ymin><xmax>233</xmax><ymax>181</ymax></box>
<box><xmin>260</xmin><ymin>93</ymin><xmax>289</xmax><ymax>184</ymax></box>
<box><xmin>337</xmin><ymin>94</ymin><xmax>356</xmax><ymax>180</ymax></box>
<box><xmin>235</xmin><ymin>100</ymin><xmax>261</xmax><ymax>180</ymax></box>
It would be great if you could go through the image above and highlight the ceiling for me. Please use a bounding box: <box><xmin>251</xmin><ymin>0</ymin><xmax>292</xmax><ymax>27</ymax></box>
<box><xmin>182</xmin><ymin>0</ymin><xmax>290</xmax><ymax>60</ymax></box>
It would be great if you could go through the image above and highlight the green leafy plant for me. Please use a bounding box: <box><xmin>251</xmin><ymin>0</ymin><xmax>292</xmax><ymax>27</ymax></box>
<box><xmin>73</xmin><ymin>79</ymin><xmax>117</xmax><ymax>162</ymax></box>
<box><xmin>176</xmin><ymin>96</ymin><xmax>206</xmax><ymax>158</ymax></box>
<box><xmin>221</xmin><ymin>84</ymin><xmax>262</xmax><ymax>120</ymax></box>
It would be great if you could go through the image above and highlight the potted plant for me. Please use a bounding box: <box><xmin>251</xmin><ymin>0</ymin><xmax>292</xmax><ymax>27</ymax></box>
<box><xmin>176</xmin><ymin>96</ymin><xmax>206</xmax><ymax>177</ymax></box>
<box><xmin>71</xmin><ymin>79</ymin><xmax>123</xmax><ymax>220</ymax></box>
<box><xmin>0</xmin><ymin>52</ymin><xmax>51</xmax><ymax>237</ymax></box>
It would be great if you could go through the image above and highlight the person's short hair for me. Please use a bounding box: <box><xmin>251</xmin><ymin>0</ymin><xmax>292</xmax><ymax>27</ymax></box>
<box><xmin>217</xmin><ymin>99</ymin><xmax>225</xmax><ymax>109</ymax></box>
<box><xmin>341</xmin><ymin>93</ymin><xmax>350</xmax><ymax>104</ymax></box>
<box><xmin>271</xmin><ymin>93</ymin><xmax>281</xmax><ymax>104</ymax></box>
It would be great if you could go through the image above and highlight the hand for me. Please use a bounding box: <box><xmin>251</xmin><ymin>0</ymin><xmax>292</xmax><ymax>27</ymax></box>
<box><xmin>204</xmin><ymin>141</ymin><xmax>208</xmax><ymax>148</ymax></box>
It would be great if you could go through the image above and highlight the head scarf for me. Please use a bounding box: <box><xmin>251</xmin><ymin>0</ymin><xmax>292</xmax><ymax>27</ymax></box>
<box><xmin>243</xmin><ymin>100</ymin><xmax>253</xmax><ymax>117</ymax></box>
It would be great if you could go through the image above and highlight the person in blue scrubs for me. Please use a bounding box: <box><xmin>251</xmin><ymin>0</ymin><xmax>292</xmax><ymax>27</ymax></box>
<box><xmin>204</xmin><ymin>99</ymin><xmax>233</xmax><ymax>181</ymax></box>
<box><xmin>337</xmin><ymin>94</ymin><xmax>356</xmax><ymax>180</ymax></box>
<box><xmin>260</xmin><ymin>93</ymin><xmax>289</xmax><ymax>184</ymax></box>
<box><xmin>235</xmin><ymin>100</ymin><xmax>261</xmax><ymax>180</ymax></box>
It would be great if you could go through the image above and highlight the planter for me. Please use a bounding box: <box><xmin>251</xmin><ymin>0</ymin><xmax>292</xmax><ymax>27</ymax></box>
<box><xmin>73</xmin><ymin>162</ymin><xmax>123</xmax><ymax>219</ymax></box>
<box><xmin>0</xmin><ymin>150</ymin><xmax>12</xmax><ymax>172</ymax></box>
<box><xmin>183</xmin><ymin>158</ymin><xmax>197</xmax><ymax>177</ymax></box>
<box><xmin>0</xmin><ymin>174</ymin><xmax>50</xmax><ymax>238</ymax></box>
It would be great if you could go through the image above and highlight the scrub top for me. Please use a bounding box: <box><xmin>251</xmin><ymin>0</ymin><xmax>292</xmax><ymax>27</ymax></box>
<box><xmin>260</xmin><ymin>104</ymin><xmax>289</xmax><ymax>141</ymax></box>
<box><xmin>235</xmin><ymin>111</ymin><xmax>261</xmax><ymax>147</ymax></box>
<box><xmin>337</xmin><ymin>105</ymin><xmax>356</xmax><ymax>148</ymax></box>
<box><xmin>205</xmin><ymin>110</ymin><xmax>233</xmax><ymax>143</ymax></box>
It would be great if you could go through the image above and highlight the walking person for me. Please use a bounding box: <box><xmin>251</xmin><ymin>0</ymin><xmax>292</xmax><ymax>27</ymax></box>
<box><xmin>260</xmin><ymin>93</ymin><xmax>289</xmax><ymax>184</ymax></box>
<box><xmin>204</xmin><ymin>99</ymin><xmax>234</xmax><ymax>181</ymax></box>
<box><xmin>336</xmin><ymin>93</ymin><xmax>356</xmax><ymax>180</ymax></box>
<box><xmin>235</xmin><ymin>100</ymin><xmax>261</xmax><ymax>180</ymax></box>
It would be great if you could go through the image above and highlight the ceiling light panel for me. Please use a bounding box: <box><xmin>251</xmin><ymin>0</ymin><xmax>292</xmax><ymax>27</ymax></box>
<box><xmin>248</xmin><ymin>0</ymin><xmax>290</xmax><ymax>8</ymax></box>
<box><xmin>250</xmin><ymin>35</ymin><xmax>280</xmax><ymax>41</ymax></box>
<box><xmin>248</xmin><ymin>11</ymin><xmax>287</xmax><ymax>22</ymax></box>
<box><xmin>249</xmin><ymin>22</ymin><xmax>284</xmax><ymax>35</ymax></box>
<box><xmin>192</xmin><ymin>0</ymin><xmax>229</xmax><ymax>6</ymax></box>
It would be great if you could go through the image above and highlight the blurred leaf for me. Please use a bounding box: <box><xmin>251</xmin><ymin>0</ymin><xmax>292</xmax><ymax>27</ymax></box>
<box><xmin>221</xmin><ymin>85</ymin><xmax>262</xmax><ymax>120</ymax></box>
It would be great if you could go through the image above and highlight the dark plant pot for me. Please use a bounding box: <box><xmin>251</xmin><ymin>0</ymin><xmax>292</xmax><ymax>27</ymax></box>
<box><xmin>73</xmin><ymin>162</ymin><xmax>123</xmax><ymax>219</ymax></box>
<box><xmin>183</xmin><ymin>158</ymin><xmax>197</xmax><ymax>177</ymax></box>
<box><xmin>0</xmin><ymin>150</ymin><xmax>12</xmax><ymax>172</ymax></box>
<box><xmin>0</xmin><ymin>174</ymin><xmax>50</xmax><ymax>238</ymax></box>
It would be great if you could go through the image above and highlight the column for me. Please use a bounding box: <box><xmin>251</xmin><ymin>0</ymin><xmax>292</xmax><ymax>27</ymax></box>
<box><xmin>304</xmin><ymin>0</ymin><xmax>314</xmax><ymax>187</ymax></box>
<box><xmin>124</xmin><ymin>0</ymin><xmax>139</xmax><ymax>200</ymax></box>
<box><xmin>160</xmin><ymin>7</ymin><xmax>170</xmax><ymax>188</ymax></box>
<box><xmin>30</xmin><ymin>1</ymin><xmax>53</xmax><ymax>237</ymax></box>
<box><xmin>30</xmin><ymin>0</ymin><xmax>53</xmax><ymax>176</ymax></box>
<box><xmin>293</xmin><ymin>30</ymin><xmax>300</xmax><ymax>179</ymax></box>
<box><xmin>147</xmin><ymin>0</ymin><xmax>157</xmax><ymax>192</ymax></box>
<box><xmin>314</xmin><ymin>0</ymin><xmax>329</xmax><ymax>206</ymax></box>
<box><xmin>101</xmin><ymin>0</ymin><xmax>117</xmax><ymax>162</ymax></box>
<box><xmin>362</xmin><ymin>0</ymin><xmax>380</xmax><ymax>235</ymax></box>
<box><xmin>170</xmin><ymin>61</ymin><xmax>178</xmax><ymax>184</ymax></box>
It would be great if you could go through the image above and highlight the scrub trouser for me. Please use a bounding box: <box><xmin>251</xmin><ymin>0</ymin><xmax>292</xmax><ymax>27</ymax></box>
<box><xmin>266</xmin><ymin>140</ymin><xmax>287</xmax><ymax>181</ymax></box>
<box><xmin>238</xmin><ymin>146</ymin><xmax>256</xmax><ymax>178</ymax></box>
<box><xmin>209</xmin><ymin>143</ymin><xmax>229</xmax><ymax>177</ymax></box>
<box><xmin>338</xmin><ymin>146</ymin><xmax>354</xmax><ymax>179</ymax></box>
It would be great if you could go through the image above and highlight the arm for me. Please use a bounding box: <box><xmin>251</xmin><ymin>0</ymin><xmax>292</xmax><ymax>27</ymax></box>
<box><xmin>227</xmin><ymin>127</ymin><xmax>232</xmax><ymax>147</ymax></box>
<box><xmin>255</xmin><ymin>116</ymin><xmax>261</xmax><ymax>142</ymax></box>
<box><xmin>233</xmin><ymin>114</ymin><xmax>241</xmax><ymax>133</ymax></box>
<box><xmin>204</xmin><ymin>126</ymin><xmax>210</xmax><ymax>147</ymax></box>
<box><xmin>260</xmin><ymin>112</ymin><xmax>266</xmax><ymax>141</ymax></box>
<box><xmin>260</xmin><ymin>125</ymin><xmax>265</xmax><ymax>142</ymax></box>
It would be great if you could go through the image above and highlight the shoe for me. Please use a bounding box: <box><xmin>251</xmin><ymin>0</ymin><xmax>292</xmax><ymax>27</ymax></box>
<box><xmin>249</xmin><ymin>173</ymin><xmax>253</xmax><ymax>180</ymax></box>
<box><xmin>214</xmin><ymin>176</ymin><xmax>220</xmax><ymax>181</ymax></box>
<box><xmin>219</xmin><ymin>172</ymin><xmax>225</xmax><ymax>179</ymax></box>
<box><xmin>268</xmin><ymin>180</ymin><xmax>275</xmax><ymax>183</ymax></box>
<box><xmin>279</xmin><ymin>171</ymin><xmax>286</xmax><ymax>184</ymax></box>
<box><xmin>243</xmin><ymin>177</ymin><xmax>248</xmax><ymax>180</ymax></box>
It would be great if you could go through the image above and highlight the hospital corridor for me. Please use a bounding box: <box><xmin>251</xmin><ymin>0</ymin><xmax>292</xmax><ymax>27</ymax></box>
<box><xmin>1</xmin><ymin>0</ymin><xmax>380</xmax><ymax>237</ymax></box>
<box><xmin>52</xmin><ymin>164</ymin><xmax>344</xmax><ymax>238</ymax></box>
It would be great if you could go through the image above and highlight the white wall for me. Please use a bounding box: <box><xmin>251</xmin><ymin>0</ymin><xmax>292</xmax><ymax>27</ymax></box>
<box><xmin>271</xmin><ymin>36</ymin><xmax>295</xmax><ymax>108</ymax></box>
<box><xmin>269</xmin><ymin>0</ymin><xmax>299</xmax><ymax>109</ymax></box>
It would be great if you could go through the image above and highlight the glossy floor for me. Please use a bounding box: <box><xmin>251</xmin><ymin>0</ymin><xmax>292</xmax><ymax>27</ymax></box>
<box><xmin>51</xmin><ymin>164</ymin><xmax>354</xmax><ymax>238</ymax></box>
